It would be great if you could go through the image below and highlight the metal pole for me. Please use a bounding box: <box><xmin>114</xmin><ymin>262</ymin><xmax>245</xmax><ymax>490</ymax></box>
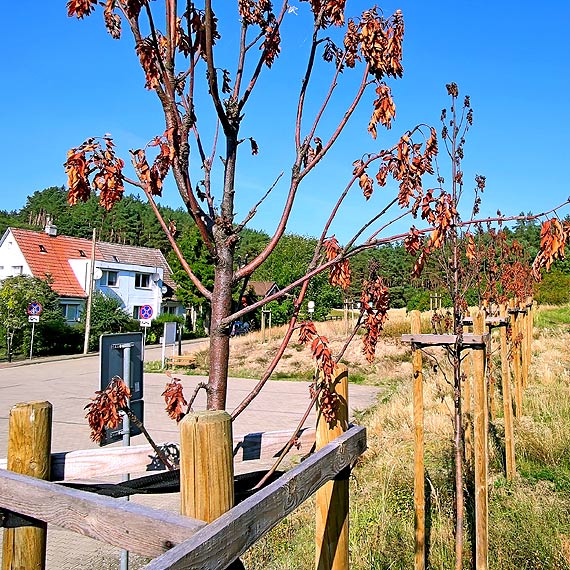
<box><xmin>83</xmin><ymin>228</ymin><xmax>97</xmax><ymax>354</ymax></box>
<box><xmin>29</xmin><ymin>322</ymin><xmax>35</xmax><ymax>360</ymax></box>
<box><xmin>120</xmin><ymin>345</ymin><xmax>131</xmax><ymax>570</ymax></box>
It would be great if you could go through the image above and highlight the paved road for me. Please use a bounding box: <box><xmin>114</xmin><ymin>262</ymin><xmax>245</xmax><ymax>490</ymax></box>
<box><xmin>0</xmin><ymin>345</ymin><xmax>380</xmax><ymax>569</ymax></box>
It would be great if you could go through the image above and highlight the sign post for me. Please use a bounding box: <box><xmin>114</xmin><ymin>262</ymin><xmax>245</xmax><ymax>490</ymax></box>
<box><xmin>27</xmin><ymin>302</ymin><xmax>43</xmax><ymax>360</ymax></box>
<box><xmin>99</xmin><ymin>332</ymin><xmax>144</xmax><ymax>570</ymax></box>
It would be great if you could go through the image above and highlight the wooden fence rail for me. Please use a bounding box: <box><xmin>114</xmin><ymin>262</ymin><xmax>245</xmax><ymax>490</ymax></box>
<box><xmin>0</xmin><ymin>428</ymin><xmax>317</xmax><ymax>481</ymax></box>
<box><xmin>145</xmin><ymin>425</ymin><xmax>366</xmax><ymax>570</ymax></box>
<box><xmin>0</xmin><ymin>425</ymin><xmax>365</xmax><ymax>568</ymax></box>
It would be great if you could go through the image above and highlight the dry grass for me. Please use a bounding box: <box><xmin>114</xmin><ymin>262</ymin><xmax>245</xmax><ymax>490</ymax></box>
<box><xmin>244</xmin><ymin>304</ymin><xmax>570</xmax><ymax>569</ymax></box>
<box><xmin>188</xmin><ymin>309</ymin><xmax>416</xmax><ymax>387</ymax></box>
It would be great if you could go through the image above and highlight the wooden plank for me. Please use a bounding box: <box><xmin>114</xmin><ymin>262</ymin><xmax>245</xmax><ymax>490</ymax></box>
<box><xmin>144</xmin><ymin>425</ymin><xmax>367</xmax><ymax>570</ymax></box>
<box><xmin>462</xmin><ymin>317</ymin><xmax>509</xmax><ymax>326</ymax></box>
<box><xmin>0</xmin><ymin>469</ymin><xmax>206</xmax><ymax>557</ymax></box>
<box><xmin>401</xmin><ymin>334</ymin><xmax>488</xmax><ymax>347</ymax></box>
<box><xmin>0</xmin><ymin>428</ymin><xmax>316</xmax><ymax>481</ymax></box>
<box><xmin>2</xmin><ymin>401</ymin><xmax>52</xmax><ymax>570</ymax></box>
<box><xmin>315</xmin><ymin>365</ymin><xmax>349</xmax><ymax>570</ymax></box>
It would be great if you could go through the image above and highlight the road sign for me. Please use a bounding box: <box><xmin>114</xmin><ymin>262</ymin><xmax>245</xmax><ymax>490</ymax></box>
<box><xmin>99</xmin><ymin>332</ymin><xmax>144</xmax><ymax>446</ymax></box>
<box><xmin>28</xmin><ymin>315</ymin><xmax>40</xmax><ymax>323</ymax></box>
<box><xmin>140</xmin><ymin>319</ymin><xmax>152</xmax><ymax>328</ymax></box>
<box><xmin>27</xmin><ymin>302</ymin><xmax>43</xmax><ymax>316</ymax></box>
<box><xmin>139</xmin><ymin>304</ymin><xmax>153</xmax><ymax>320</ymax></box>
<box><xmin>100</xmin><ymin>333</ymin><xmax>144</xmax><ymax>400</ymax></box>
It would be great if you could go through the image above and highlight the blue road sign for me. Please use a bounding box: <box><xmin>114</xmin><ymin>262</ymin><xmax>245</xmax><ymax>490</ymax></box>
<box><xmin>27</xmin><ymin>302</ymin><xmax>43</xmax><ymax>316</ymax></box>
<box><xmin>139</xmin><ymin>304</ymin><xmax>153</xmax><ymax>320</ymax></box>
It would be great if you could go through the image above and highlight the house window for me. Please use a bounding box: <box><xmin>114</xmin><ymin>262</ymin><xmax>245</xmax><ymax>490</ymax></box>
<box><xmin>61</xmin><ymin>303</ymin><xmax>81</xmax><ymax>322</ymax></box>
<box><xmin>162</xmin><ymin>305</ymin><xmax>176</xmax><ymax>315</ymax></box>
<box><xmin>102</xmin><ymin>270</ymin><xmax>118</xmax><ymax>287</ymax></box>
<box><xmin>135</xmin><ymin>273</ymin><xmax>150</xmax><ymax>289</ymax></box>
<box><xmin>79</xmin><ymin>250</ymin><xmax>87</xmax><ymax>257</ymax></box>
<box><xmin>133</xmin><ymin>305</ymin><xmax>142</xmax><ymax>319</ymax></box>
<box><xmin>39</xmin><ymin>245</ymin><xmax>47</xmax><ymax>253</ymax></box>
<box><xmin>12</xmin><ymin>266</ymin><xmax>23</xmax><ymax>276</ymax></box>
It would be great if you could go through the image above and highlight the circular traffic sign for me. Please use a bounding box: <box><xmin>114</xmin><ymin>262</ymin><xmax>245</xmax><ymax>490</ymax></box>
<box><xmin>27</xmin><ymin>302</ymin><xmax>43</xmax><ymax>316</ymax></box>
<box><xmin>139</xmin><ymin>304</ymin><xmax>153</xmax><ymax>320</ymax></box>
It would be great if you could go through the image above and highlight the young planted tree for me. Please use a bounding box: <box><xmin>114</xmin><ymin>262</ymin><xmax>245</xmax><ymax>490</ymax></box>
<box><xmin>64</xmin><ymin>0</ymin><xmax>440</xmax><ymax>412</ymax></box>
<box><xmin>63</xmin><ymin>1</ymin><xmax>568</xmax><ymax>430</ymax></box>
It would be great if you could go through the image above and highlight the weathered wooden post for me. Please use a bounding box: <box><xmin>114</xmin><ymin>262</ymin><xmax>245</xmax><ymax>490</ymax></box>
<box><xmin>179</xmin><ymin>411</ymin><xmax>234</xmax><ymax>524</ymax></box>
<box><xmin>499</xmin><ymin>304</ymin><xmax>516</xmax><ymax>480</ymax></box>
<box><xmin>316</xmin><ymin>364</ymin><xmax>349</xmax><ymax>570</ymax></box>
<box><xmin>462</xmin><ymin>324</ymin><xmax>474</xmax><ymax>468</ymax></box>
<box><xmin>2</xmin><ymin>401</ymin><xmax>52</xmax><ymax>570</ymax></box>
<box><xmin>509</xmin><ymin>299</ymin><xmax>523</xmax><ymax>417</ymax></box>
<box><xmin>411</xmin><ymin>311</ymin><xmax>425</xmax><ymax>570</ymax></box>
<box><xmin>472</xmin><ymin>310</ymin><xmax>488</xmax><ymax>570</ymax></box>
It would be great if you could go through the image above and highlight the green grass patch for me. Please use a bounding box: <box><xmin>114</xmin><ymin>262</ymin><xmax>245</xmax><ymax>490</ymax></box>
<box><xmin>535</xmin><ymin>304</ymin><xmax>570</xmax><ymax>330</ymax></box>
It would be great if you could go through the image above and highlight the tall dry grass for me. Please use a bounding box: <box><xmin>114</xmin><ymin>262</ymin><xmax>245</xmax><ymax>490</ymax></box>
<box><xmin>243</xmin><ymin>304</ymin><xmax>570</xmax><ymax>569</ymax></box>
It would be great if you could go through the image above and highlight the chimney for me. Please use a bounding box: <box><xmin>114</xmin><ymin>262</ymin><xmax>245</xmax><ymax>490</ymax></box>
<box><xmin>45</xmin><ymin>217</ymin><xmax>57</xmax><ymax>237</ymax></box>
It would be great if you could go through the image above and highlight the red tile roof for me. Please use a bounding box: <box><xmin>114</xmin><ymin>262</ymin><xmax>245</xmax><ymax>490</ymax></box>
<box><xmin>9</xmin><ymin>228</ymin><xmax>176</xmax><ymax>298</ymax></box>
<box><xmin>10</xmin><ymin>228</ymin><xmax>94</xmax><ymax>298</ymax></box>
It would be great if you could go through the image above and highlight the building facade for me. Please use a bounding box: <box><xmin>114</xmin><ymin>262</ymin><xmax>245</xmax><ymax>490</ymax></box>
<box><xmin>0</xmin><ymin>225</ymin><xmax>185</xmax><ymax>324</ymax></box>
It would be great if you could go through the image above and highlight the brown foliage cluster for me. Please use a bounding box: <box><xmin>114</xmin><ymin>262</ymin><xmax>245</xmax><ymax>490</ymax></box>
<box><xmin>238</xmin><ymin>1</ymin><xmax>280</xmax><ymax>67</ymax></box>
<box><xmin>304</xmin><ymin>0</ymin><xmax>347</xmax><ymax>28</ymax></box>
<box><xmin>360</xmin><ymin>276</ymin><xmax>390</xmax><ymax>363</ymax></box>
<box><xmin>532</xmin><ymin>218</ymin><xmax>569</xmax><ymax>280</ymax></box>
<box><xmin>298</xmin><ymin>321</ymin><xmax>338</xmax><ymax>422</ymax></box>
<box><xmin>67</xmin><ymin>0</ymin><xmax>97</xmax><ymax>19</ymax></box>
<box><xmin>131</xmin><ymin>131</ymin><xmax>174</xmax><ymax>196</ymax></box>
<box><xmin>65</xmin><ymin>136</ymin><xmax>125</xmax><ymax>210</ymax></box>
<box><xmin>368</xmin><ymin>84</ymin><xmax>396</xmax><ymax>137</ymax></box>
<box><xmin>162</xmin><ymin>378</ymin><xmax>187</xmax><ymax>422</ymax></box>
<box><xmin>324</xmin><ymin>236</ymin><xmax>351</xmax><ymax>289</ymax></box>
<box><xmin>85</xmin><ymin>376</ymin><xmax>131</xmax><ymax>444</ymax></box>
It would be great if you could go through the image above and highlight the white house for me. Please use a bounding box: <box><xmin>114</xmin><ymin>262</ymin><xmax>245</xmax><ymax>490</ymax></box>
<box><xmin>0</xmin><ymin>225</ymin><xmax>185</xmax><ymax>324</ymax></box>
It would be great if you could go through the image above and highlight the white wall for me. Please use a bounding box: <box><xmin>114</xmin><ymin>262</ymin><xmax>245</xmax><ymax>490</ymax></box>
<box><xmin>95</xmin><ymin>262</ymin><xmax>164</xmax><ymax>319</ymax></box>
<box><xmin>0</xmin><ymin>230</ymin><xmax>32</xmax><ymax>280</ymax></box>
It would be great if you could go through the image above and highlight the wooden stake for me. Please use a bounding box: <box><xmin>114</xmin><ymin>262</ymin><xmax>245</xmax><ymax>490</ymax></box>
<box><xmin>411</xmin><ymin>312</ymin><xmax>425</xmax><ymax>570</ymax></box>
<box><xmin>462</xmin><ymin>325</ymin><xmax>474</xmax><ymax>469</ymax></box>
<box><xmin>2</xmin><ymin>401</ymin><xmax>52</xmax><ymax>570</ymax></box>
<box><xmin>524</xmin><ymin>296</ymin><xmax>534</xmax><ymax>388</ymax></box>
<box><xmin>510</xmin><ymin>300</ymin><xmax>523</xmax><ymax>417</ymax></box>
<box><xmin>520</xmin><ymin>302</ymin><xmax>529</xmax><ymax>390</ymax></box>
<box><xmin>316</xmin><ymin>364</ymin><xmax>349</xmax><ymax>570</ymax></box>
<box><xmin>499</xmin><ymin>304</ymin><xmax>516</xmax><ymax>480</ymax></box>
<box><xmin>179</xmin><ymin>411</ymin><xmax>234</xmax><ymax>524</ymax></box>
<box><xmin>472</xmin><ymin>310</ymin><xmax>488</xmax><ymax>570</ymax></box>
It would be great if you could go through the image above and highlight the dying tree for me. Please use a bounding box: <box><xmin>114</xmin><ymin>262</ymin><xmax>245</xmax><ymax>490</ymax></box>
<box><xmin>64</xmin><ymin>0</ymin><xmax>441</xmax><ymax>412</ymax></box>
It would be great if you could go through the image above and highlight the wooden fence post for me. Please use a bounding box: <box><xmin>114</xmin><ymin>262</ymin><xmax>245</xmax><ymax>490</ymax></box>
<box><xmin>316</xmin><ymin>364</ymin><xmax>349</xmax><ymax>570</ymax></box>
<box><xmin>472</xmin><ymin>310</ymin><xmax>488</xmax><ymax>570</ymax></box>
<box><xmin>179</xmin><ymin>411</ymin><xmax>234</xmax><ymax>524</ymax></box>
<box><xmin>2</xmin><ymin>401</ymin><xmax>52</xmax><ymax>570</ymax></box>
<box><xmin>510</xmin><ymin>299</ymin><xmax>523</xmax><ymax>417</ymax></box>
<box><xmin>499</xmin><ymin>304</ymin><xmax>516</xmax><ymax>480</ymax></box>
<box><xmin>462</xmin><ymin>325</ymin><xmax>474</xmax><ymax>469</ymax></box>
<box><xmin>410</xmin><ymin>311</ymin><xmax>425</xmax><ymax>570</ymax></box>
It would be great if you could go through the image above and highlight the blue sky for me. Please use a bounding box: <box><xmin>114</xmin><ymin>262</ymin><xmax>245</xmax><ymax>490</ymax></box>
<box><xmin>1</xmin><ymin>1</ymin><xmax>569</xmax><ymax>243</ymax></box>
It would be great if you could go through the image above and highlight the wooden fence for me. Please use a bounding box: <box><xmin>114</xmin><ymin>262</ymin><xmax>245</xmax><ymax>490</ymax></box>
<box><xmin>1</xmin><ymin>366</ymin><xmax>365</xmax><ymax>569</ymax></box>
